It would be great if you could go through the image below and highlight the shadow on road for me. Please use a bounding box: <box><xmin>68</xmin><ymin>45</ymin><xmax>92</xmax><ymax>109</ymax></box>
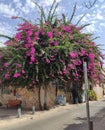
<box><xmin>64</xmin><ymin>122</ymin><xmax>88</xmax><ymax>130</ymax></box>
<box><xmin>0</xmin><ymin>107</ymin><xmax>33</xmax><ymax>120</ymax></box>
<box><xmin>63</xmin><ymin>117</ymin><xmax>88</xmax><ymax>130</ymax></box>
<box><xmin>64</xmin><ymin>100</ymin><xmax>105</xmax><ymax>130</ymax></box>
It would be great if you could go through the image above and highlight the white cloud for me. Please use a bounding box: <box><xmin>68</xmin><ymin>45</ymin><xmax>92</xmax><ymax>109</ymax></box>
<box><xmin>20</xmin><ymin>0</ymin><xmax>36</xmax><ymax>15</ymax></box>
<box><xmin>39</xmin><ymin>0</ymin><xmax>62</xmax><ymax>7</ymax></box>
<box><xmin>0</xmin><ymin>3</ymin><xmax>18</xmax><ymax>17</ymax></box>
<box><xmin>101</xmin><ymin>4</ymin><xmax>105</xmax><ymax>9</ymax></box>
<box><xmin>99</xmin><ymin>0</ymin><xmax>104</xmax><ymax>2</ymax></box>
<box><xmin>0</xmin><ymin>22</ymin><xmax>14</xmax><ymax>46</ymax></box>
<box><xmin>20</xmin><ymin>0</ymin><xmax>64</xmax><ymax>17</ymax></box>
<box><xmin>13</xmin><ymin>0</ymin><xmax>22</xmax><ymax>9</ymax></box>
<box><xmin>84</xmin><ymin>24</ymin><xmax>96</xmax><ymax>33</ymax></box>
<box><xmin>13</xmin><ymin>0</ymin><xmax>20</xmax><ymax>2</ymax></box>
<box><xmin>0</xmin><ymin>22</ymin><xmax>14</xmax><ymax>37</ymax></box>
<box><xmin>96</xmin><ymin>13</ymin><xmax>104</xmax><ymax>20</ymax></box>
<box><xmin>94</xmin><ymin>4</ymin><xmax>99</xmax><ymax>8</ymax></box>
<box><xmin>26</xmin><ymin>0</ymin><xmax>36</xmax><ymax>8</ymax></box>
<box><xmin>79</xmin><ymin>3</ymin><xmax>105</xmax><ymax>32</ymax></box>
<box><xmin>12</xmin><ymin>0</ymin><xmax>33</xmax><ymax>16</ymax></box>
<box><xmin>100</xmin><ymin>23</ymin><xmax>105</xmax><ymax>27</ymax></box>
<box><xmin>94</xmin><ymin>9</ymin><xmax>105</xmax><ymax>21</ymax></box>
<box><xmin>56</xmin><ymin>6</ymin><xmax>65</xmax><ymax>14</ymax></box>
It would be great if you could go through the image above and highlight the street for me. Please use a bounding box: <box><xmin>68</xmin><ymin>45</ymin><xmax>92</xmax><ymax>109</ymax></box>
<box><xmin>1</xmin><ymin>99</ymin><xmax>105</xmax><ymax>130</ymax></box>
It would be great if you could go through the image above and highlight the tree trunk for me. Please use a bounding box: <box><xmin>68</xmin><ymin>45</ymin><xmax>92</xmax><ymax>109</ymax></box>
<box><xmin>38</xmin><ymin>85</ymin><xmax>42</xmax><ymax>110</ymax></box>
<box><xmin>43</xmin><ymin>82</ymin><xmax>49</xmax><ymax>110</ymax></box>
<box><xmin>55</xmin><ymin>85</ymin><xmax>58</xmax><ymax>97</ymax></box>
<box><xmin>0</xmin><ymin>86</ymin><xmax>3</xmax><ymax>102</ymax></box>
<box><xmin>55</xmin><ymin>79</ymin><xmax>59</xmax><ymax>97</ymax></box>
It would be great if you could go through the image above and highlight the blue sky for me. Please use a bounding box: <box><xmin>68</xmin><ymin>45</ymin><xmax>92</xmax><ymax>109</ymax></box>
<box><xmin>0</xmin><ymin>0</ymin><xmax>105</xmax><ymax>63</ymax></box>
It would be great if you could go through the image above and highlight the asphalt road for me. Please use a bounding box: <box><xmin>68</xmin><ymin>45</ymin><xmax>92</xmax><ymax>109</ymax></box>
<box><xmin>1</xmin><ymin>99</ymin><xmax>105</xmax><ymax>130</ymax></box>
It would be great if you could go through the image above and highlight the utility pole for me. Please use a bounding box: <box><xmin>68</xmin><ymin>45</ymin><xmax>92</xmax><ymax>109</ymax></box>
<box><xmin>83</xmin><ymin>61</ymin><xmax>93</xmax><ymax>130</ymax></box>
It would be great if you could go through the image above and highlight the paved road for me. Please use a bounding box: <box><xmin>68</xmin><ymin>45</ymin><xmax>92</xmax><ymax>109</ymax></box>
<box><xmin>1</xmin><ymin>99</ymin><xmax>105</xmax><ymax>130</ymax></box>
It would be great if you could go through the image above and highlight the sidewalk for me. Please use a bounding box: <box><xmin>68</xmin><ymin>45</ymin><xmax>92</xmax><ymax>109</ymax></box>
<box><xmin>0</xmin><ymin>103</ymin><xmax>76</xmax><ymax>127</ymax></box>
<box><xmin>0</xmin><ymin>99</ymin><xmax>105</xmax><ymax>130</ymax></box>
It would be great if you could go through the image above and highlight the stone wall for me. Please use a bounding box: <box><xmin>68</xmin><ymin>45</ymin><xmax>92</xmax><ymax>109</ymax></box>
<box><xmin>0</xmin><ymin>83</ymin><xmax>71</xmax><ymax>109</ymax></box>
<box><xmin>93</xmin><ymin>84</ymin><xmax>104</xmax><ymax>99</ymax></box>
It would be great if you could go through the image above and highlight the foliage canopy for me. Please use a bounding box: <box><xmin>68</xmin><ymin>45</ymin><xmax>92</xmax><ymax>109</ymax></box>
<box><xmin>0</xmin><ymin>1</ymin><xmax>104</xmax><ymax>88</ymax></box>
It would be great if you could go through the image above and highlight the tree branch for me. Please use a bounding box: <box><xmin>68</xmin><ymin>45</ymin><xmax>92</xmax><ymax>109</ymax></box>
<box><xmin>84</xmin><ymin>0</ymin><xmax>97</xmax><ymax>9</ymax></box>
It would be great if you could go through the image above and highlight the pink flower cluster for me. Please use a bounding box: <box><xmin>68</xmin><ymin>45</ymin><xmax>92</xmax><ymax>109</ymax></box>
<box><xmin>1</xmin><ymin>20</ymin><xmax>104</xmax><ymax>84</ymax></box>
<box><xmin>13</xmin><ymin>73</ymin><xmax>20</xmax><ymax>78</ymax></box>
<box><xmin>69</xmin><ymin>52</ymin><xmax>77</xmax><ymax>59</ymax></box>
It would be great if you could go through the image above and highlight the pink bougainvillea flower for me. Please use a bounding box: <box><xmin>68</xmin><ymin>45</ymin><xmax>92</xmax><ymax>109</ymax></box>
<box><xmin>0</xmin><ymin>68</ymin><xmax>3</xmax><ymax>71</ymax></box>
<box><xmin>31</xmin><ymin>47</ymin><xmax>35</xmax><ymax>54</ymax></box>
<box><xmin>75</xmin><ymin>61</ymin><xmax>79</xmax><ymax>65</ymax></box>
<box><xmin>34</xmin><ymin>36</ymin><xmax>39</xmax><ymax>41</ymax></box>
<box><xmin>26</xmin><ymin>51</ymin><xmax>31</xmax><ymax>56</ymax></box>
<box><xmin>11</xmin><ymin>16</ymin><xmax>18</xmax><ymax>19</ymax></box>
<box><xmin>4</xmin><ymin>62</ymin><xmax>9</xmax><ymax>67</ymax></box>
<box><xmin>15</xmin><ymin>33</ymin><xmax>21</xmax><ymax>41</ymax></box>
<box><xmin>13</xmin><ymin>73</ymin><xmax>20</xmax><ymax>78</ymax></box>
<box><xmin>27</xmin><ymin>37</ymin><xmax>31</xmax><ymax>43</ymax></box>
<box><xmin>25</xmin><ymin>43</ymin><xmax>31</xmax><ymax>49</ymax></box>
<box><xmin>41</xmin><ymin>31</ymin><xmax>45</xmax><ymax>35</ymax></box>
<box><xmin>60</xmin><ymin>59</ymin><xmax>65</xmax><ymax>63</ymax></box>
<box><xmin>54</xmin><ymin>41</ymin><xmax>58</xmax><ymax>46</ymax></box>
<box><xmin>49</xmin><ymin>73</ymin><xmax>54</xmax><ymax>77</ymax></box>
<box><xmin>22</xmin><ymin>70</ymin><xmax>25</xmax><ymax>74</ymax></box>
<box><xmin>77</xmin><ymin>40</ymin><xmax>81</xmax><ymax>43</ymax></box>
<box><xmin>1</xmin><ymin>15</ymin><xmax>103</xmax><ymax>84</ymax></box>
<box><xmin>80</xmin><ymin>48</ymin><xmax>86</xmax><ymax>56</ymax></box>
<box><xmin>29</xmin><ymin>62</ymin><xmax>33</xmax><ymax>64</ymax></box>
<box><xmin>16</xmin><ymin>63</ymin><xmax>22</xmax><ymax>68</ymax></box>
<box><xmin>62</xmin><ymin>25</ymin><xmax>71</xmax><ymax>33</ymax></box>
<box><xmin>44</xmin><ymin>22</ymin><xmax>49</xmax><ymax>26</ymax></box>
<box><xmin>68</xmin><ymin>64</ymin><xmax>75</xmax><ymax>69</ymax></box>
<box><xmin>59</xmin><ymin>71</ymin><xmax>63</xmax><ymax>75</ymax></box>
<box><xmin>75</xmin><ymin>72</ymin><xmax>79</xmax><ymax>77</ymax></box>
<box><xmin>88</xmin><ymin>63</ymin><xmax>94</xmax><ymax>70</ymax></box>
<box><xmin>69</xmin><ymin>35</ymin><xmax>73</xmax><ymax>40</ymax></box>
<box><xmin>46</xmin><ymin>59</ymin><xmax>50</xmax><ymax>64</ymax></box>
<box><xmin>89</xmin><ymin>48</ymin><xmax>93</xmax><ymax>52</ymax></box>
<box><xmin>69</xmin><ymin>52</ymin><xmax>77</xmax><ymax>58</ymax></box>
<box><xmin>99</xmin><ymin>74</ymin><xmax>104</xmax><ymax>81</ymax></box>
<box><xmin>27</xmin><ymin>30</ymin><xmax>33</xmax><ymax>36</ymax></box>
<box><xmin>30</xmin><ymin>56</ymin><xmax>35</xmax><ymax>62</ymax></box>
<box><xmin>74</xmin><ymin>60</ymin><xmax>82</xmax><ymax>65</ymax></box>
<box><xmin>89</xmin><ymin>53</ymin><xmax>95</xmax><ymax>62</ymax></box>
<box><xmin>35</xmin><ymin>31</ymin><xmax>39</xmax><ymax>36</ymax></box>
<box><xmin>47</xmin><ymin>32</ymin><xmax>53</xmax><ymax>38</ymax></box>
<box><xmin>5</xmin><ymin>73</ymin><xmax>10</xmax><ymax>79</ymax></box>
<box><xmin>34</xmin><ymin>32</ymin><xmax>40</xmax><ymax>41</ymax></box>
<box><xmin>63</xmin><ymin>68</ymin><xmax>69</xmax><ymax>74</ymax></box>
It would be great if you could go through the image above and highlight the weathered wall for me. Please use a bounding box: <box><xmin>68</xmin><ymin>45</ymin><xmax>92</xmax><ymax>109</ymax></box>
<box><xmin>0</xmin><ymin>83</ymin><xmax>71</xmax><ymax>109</ymax></box>
<box><xmin>93</xmin><ymin>85</ymin><xmax>104</xmax><ymax>99</ymax></box>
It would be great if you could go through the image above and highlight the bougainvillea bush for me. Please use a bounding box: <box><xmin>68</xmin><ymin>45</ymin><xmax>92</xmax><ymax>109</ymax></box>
<box><xmin>0</xmin><ymin>1</ymin><xmax>104</xmax><ymax>87</ymax></box>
